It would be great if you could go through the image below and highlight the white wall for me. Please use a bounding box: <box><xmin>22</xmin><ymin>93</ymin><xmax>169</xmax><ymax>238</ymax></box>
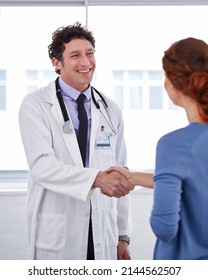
<box><xmin>0</xmin><ymin>185</ymin><xmax>28</xmax><ymax>259</ymax></box>
<box><xmin>0</xmin><ymin>183</ymin><xmax>155</xmax><ymax>260</ymax></box>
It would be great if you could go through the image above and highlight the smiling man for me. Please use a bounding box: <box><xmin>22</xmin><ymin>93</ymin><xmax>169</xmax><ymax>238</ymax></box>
<box><xmin>19</xmin><ymin>22</ymin><xmax>133</xmax><ymax>260</ymax></box>
<box><xmin>52</xmin><ymin>38</ymin><xmax>96</xmax><ymax>92</ymax></box>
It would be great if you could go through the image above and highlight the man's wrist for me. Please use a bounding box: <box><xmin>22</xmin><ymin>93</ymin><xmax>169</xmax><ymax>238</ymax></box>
<box><xmin>119</xmin><ymin>235</ymin><xmax>130</xmax><ymax>245</ymax></box>
<box><xmin>93</xmin><ymin>171</ymin><xmax>106</xmax><ymax>188</ymax></box>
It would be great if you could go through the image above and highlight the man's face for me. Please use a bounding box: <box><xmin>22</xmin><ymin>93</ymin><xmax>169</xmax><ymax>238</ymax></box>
<box><xmin>53</xmin><ymin>38</ymin><xmax>96</xmax><ymax>92</ymax></box>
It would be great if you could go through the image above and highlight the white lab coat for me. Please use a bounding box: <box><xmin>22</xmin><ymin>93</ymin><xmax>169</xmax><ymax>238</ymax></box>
<box><xmin>19</xmin><ymin>81</ymin><xmax>133</xmax><ymax>260</ymax></box>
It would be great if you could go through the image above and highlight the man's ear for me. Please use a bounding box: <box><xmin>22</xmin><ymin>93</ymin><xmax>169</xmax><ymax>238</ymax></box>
<box><xmin>52</xmin><ymin>57</ymin><xmax>62</xmax><ymax>72</ymax></box>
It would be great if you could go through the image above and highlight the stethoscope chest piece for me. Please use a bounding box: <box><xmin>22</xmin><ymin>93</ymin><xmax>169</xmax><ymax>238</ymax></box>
<box><xmin>63</xmin><ymin>120</ymin><xmax>72</xmax><ymax>134</ymax></box>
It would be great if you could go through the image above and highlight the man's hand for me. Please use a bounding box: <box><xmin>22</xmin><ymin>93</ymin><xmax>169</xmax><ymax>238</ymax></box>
<box><xmin>117</xmin><ymin>240</ymin><xmax>131</xmax><ymax>260</ymax></box>
<box><xmin>93</xmin><ymin>171</ymin><xmax>134</xmax><ymax>197</ymax></box>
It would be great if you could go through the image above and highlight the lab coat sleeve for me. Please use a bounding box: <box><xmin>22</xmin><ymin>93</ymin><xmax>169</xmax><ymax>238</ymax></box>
<box><xmin>19</xmin><ymin>93</ymin><xmax>99</xmax><ymax>202</ymax></box>
<box><xmin>114</xmin><ymin>105</ymin><xmax>133</xmax><ymax>235</ymax></box>
<box><xmin>117</xmin><ymin>195</ymin><xmax>133</xmax><ymax>235</ymax></box>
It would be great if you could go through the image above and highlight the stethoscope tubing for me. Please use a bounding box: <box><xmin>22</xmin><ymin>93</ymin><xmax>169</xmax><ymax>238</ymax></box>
<box><xmin>55</xmin><ymin>77</ymin><xmax>117</xmax><ymax>134</ymax></box>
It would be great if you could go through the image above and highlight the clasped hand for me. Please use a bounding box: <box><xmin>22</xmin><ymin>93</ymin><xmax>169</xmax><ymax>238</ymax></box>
<box><xmin>93</xmin><ymin>166</ymin><xmax>134</xmax><ymax>198</ymax></box>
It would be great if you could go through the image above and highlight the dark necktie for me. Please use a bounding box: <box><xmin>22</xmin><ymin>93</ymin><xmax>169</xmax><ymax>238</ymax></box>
<box><xmin>77</xmin><ymin>94</ymin><xmax>88</xmax><ymax>166</ymax></box>
<box><xmin>77</xmin><ymin>94</ymin><xmax>94</xmax><ymax>259</ymax></box>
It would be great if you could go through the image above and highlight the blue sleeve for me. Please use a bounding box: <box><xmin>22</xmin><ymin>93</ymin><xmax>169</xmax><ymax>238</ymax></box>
<box><xmin>150</xmin><ymin>135</ymin><xmax>183</xmax><ymax>242</ymax></box>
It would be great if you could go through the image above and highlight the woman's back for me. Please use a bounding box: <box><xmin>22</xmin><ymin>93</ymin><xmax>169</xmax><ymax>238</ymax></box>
<box><xmin>151</xmin><ymin>122</ymin><xmax>208</xmax><ymax>259</ymax></box>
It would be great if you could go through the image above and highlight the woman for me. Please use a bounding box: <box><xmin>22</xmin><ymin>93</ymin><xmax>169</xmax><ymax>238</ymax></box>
<box><xmin>109</xmin><ymin>38</ymin><xmax>208</xmax><ymax>259</ymax></box>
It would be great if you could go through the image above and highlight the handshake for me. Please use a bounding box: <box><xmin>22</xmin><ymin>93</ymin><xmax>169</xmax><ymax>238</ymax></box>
<box><xmin>93</xmin><ymin>166</ymin><xmax>153</xmax><ymax>198</ymax></box>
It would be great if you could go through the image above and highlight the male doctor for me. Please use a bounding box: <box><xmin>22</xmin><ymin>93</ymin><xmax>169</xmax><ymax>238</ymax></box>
<box><xmin>19</xmin><ymin>22</ymin><xmax>133</xmax><ymax>260</ymax></box>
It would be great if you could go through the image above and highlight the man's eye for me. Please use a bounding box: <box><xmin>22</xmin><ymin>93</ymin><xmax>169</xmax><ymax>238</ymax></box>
<box><xmin>71</xmin><ymin>54</ymin><xmax>78</xmax><ymax>58</ymax></box>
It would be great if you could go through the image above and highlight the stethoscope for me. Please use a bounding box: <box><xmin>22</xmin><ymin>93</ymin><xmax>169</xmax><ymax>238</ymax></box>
<box><xmin>55</xmin><ymin>77</ymin><xmax>117</xmax><ymax>135</ymax></box>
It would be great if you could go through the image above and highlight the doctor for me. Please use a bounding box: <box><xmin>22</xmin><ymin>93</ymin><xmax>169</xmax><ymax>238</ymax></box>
<box><xmin>19</xmin><ymin>22</ymin><xmax>133</xmax><ymax>260</ymax></box>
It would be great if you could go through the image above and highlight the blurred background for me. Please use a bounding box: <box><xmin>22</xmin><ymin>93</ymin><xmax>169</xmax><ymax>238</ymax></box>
<box><xmin>0</xmin><ymin>0</ymin><xmax>207</xmax><ymax>259</ymax></box>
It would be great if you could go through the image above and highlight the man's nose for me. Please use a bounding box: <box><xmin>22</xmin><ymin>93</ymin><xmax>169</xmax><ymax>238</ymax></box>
<box><xmin>79</xmin><ymin>55</ymin><xmax>91</xmax><ymax>66</ymax></box>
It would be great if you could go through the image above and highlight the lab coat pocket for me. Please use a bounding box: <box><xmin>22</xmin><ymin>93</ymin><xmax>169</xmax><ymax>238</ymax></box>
<box><xmin>36</xmin><ymin>213</ymin><xmax>66</xmax><ymax>252</ymax></box>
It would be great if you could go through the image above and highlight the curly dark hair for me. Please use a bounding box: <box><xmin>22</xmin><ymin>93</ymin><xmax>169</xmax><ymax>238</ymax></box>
<box><xmin>162</xmin><ymin>37</ymin><xmax>208</xmax><ymax>121</ymax></box>
<box><xmin>48</xmin><ymin>22</ymin><xmax>96</xmax><ymax>74</ymax></box>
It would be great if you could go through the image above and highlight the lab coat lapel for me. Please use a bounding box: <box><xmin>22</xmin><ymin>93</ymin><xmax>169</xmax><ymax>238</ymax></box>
<box><xmin>89</xmin><ymin>91</ymin><xmax>101</xmax><ymax>166</ymax></box>
<box><xmin>45</xmin><ymin>82</ymin><xmax>83</xmax><ymax>166</ymax></box>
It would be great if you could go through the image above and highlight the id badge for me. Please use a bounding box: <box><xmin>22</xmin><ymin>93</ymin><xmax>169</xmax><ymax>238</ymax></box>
<box><xmin>96</xmin><ymin>135</ymin><xmax>110</xmax><ymax>148</ymax></box>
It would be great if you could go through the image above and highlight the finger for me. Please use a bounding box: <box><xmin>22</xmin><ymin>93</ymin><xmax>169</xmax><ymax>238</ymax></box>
<box><xmin>117</xmin><ymin>253</ymin><xmax>123</xmax><ymax>260</ymax></box>
<box><xmin>111</xmin><ymin>186</ymin><xmax>128</xmax><ymax>197</ymax></box>
<box><xmin>100</xmin><ymin>188</ymin><xmax>125</xmax><ymax>198</ymax></box>
<box><xmin>110</xmin><ymin>167</ymin><xmax>131</xmax><ymax>181</ymax></box>
<box><xmin>119</xmin><ymin>176</ymin><xmax>134</xmax><ymax>191</ymax></box>
<box><xmin>121</xmin><ymin>166</ymin><xmax>129</xmax><ymax>170</ymax></box>
<box><xmin>105</xmin><ymin>166</ymin><xmax>118</xmax><ymax>174</ymax></box>
<box><xmin>123</xmin><ymin>254</ymin><xmax>131</xmax><ymax>260</ymax></box>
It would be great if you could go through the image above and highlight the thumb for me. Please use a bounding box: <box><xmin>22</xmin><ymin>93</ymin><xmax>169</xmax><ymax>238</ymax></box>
<box><xmin>105</xmin><ymin>166</ymin><xmax>116</xmax><ymax>174</ymax></box>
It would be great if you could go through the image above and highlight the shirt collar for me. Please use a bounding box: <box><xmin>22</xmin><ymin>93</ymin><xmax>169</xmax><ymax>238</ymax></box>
<box><xmin>58</xmin><ymin>77</ymin><xmax>91</xmax><ymax>101</ymax></box>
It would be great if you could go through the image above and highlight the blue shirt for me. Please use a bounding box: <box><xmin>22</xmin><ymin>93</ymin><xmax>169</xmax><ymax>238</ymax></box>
<box><xmin>58</xmin><ymin>77</ymin><xmax>91</xmax><ymax>167</ymax></box>
<box><xmin>150</xmin><ymin>122</ymin><xmax>208</xmax><ymax>260</ymax></box>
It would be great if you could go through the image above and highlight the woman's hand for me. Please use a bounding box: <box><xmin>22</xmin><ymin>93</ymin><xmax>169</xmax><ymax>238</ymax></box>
<box><xmin>106</xmin><ymin>166</ymin><xmax>154</xmax><ymax>189</ymax></box>
<box><xmin>106</xmin><ymin>166</ymin><xmax>134</xmax><ymax>184</ymax></box>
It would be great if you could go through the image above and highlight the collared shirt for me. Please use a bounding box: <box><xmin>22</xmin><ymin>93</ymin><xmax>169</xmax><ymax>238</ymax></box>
<box><xmin>58</xmin><ymin>77</ymin><xmax>91</xmax><ymax>167</ymax></box>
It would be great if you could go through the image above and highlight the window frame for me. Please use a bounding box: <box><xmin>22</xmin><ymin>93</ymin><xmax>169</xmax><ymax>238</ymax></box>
<box><xmin>0</xmin><ymin>0</ymin><xmax>207</xmax><ymax>6</ymax></box>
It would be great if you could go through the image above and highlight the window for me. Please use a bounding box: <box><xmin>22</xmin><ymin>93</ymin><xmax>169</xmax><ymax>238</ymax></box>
<box><xmin>113</xmin><ymin>70</ymin><xmax>123</xmax><ymax>80</ymax></box>
<box><xmin>26</xmin><ymin>70</ymin><xmax>57</xmax><ymax>94</ymax></box>
<box><xmin>148</xmin><ymin>70</ymin><xmax>163</xmax><ymax>80</ymax></box>
<box><xmin>1</xmin><ymin>4</ymin><xmax>207</xmax><ymax>171</ymax></box>
<box><xmin>129</xmin><ymin>70</ymin><xmax>143</xmax><ymax>80</ymax></box>
<box><xmin>130</xmin><ymin>86</ymin><xmax>143</xmax><ymax>109</ymax></box>
<box><xmin>113</xmin><ymin>70</ymin><xmax>170</xmax><ymax>111</ymax></box>
<box><xmin>149</xmin><ymin>86</ymin><xmax>163</xmax><ymax>109</ymax></box>
<box><xmin>113</xmin><ymin>86</ymin><xmax>124</xmax><ymax>109</ymax></box>
<box><xmin>0</xmin><ymin>70</ymin><xmax>6</xmax><ymax>111</ymax></box>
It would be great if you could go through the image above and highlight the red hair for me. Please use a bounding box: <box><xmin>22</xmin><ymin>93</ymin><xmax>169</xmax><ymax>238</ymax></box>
<box><xmin>162</xmin><ymin>37</ymin><xmax>208</xmax><ymax>121</ymax></box>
